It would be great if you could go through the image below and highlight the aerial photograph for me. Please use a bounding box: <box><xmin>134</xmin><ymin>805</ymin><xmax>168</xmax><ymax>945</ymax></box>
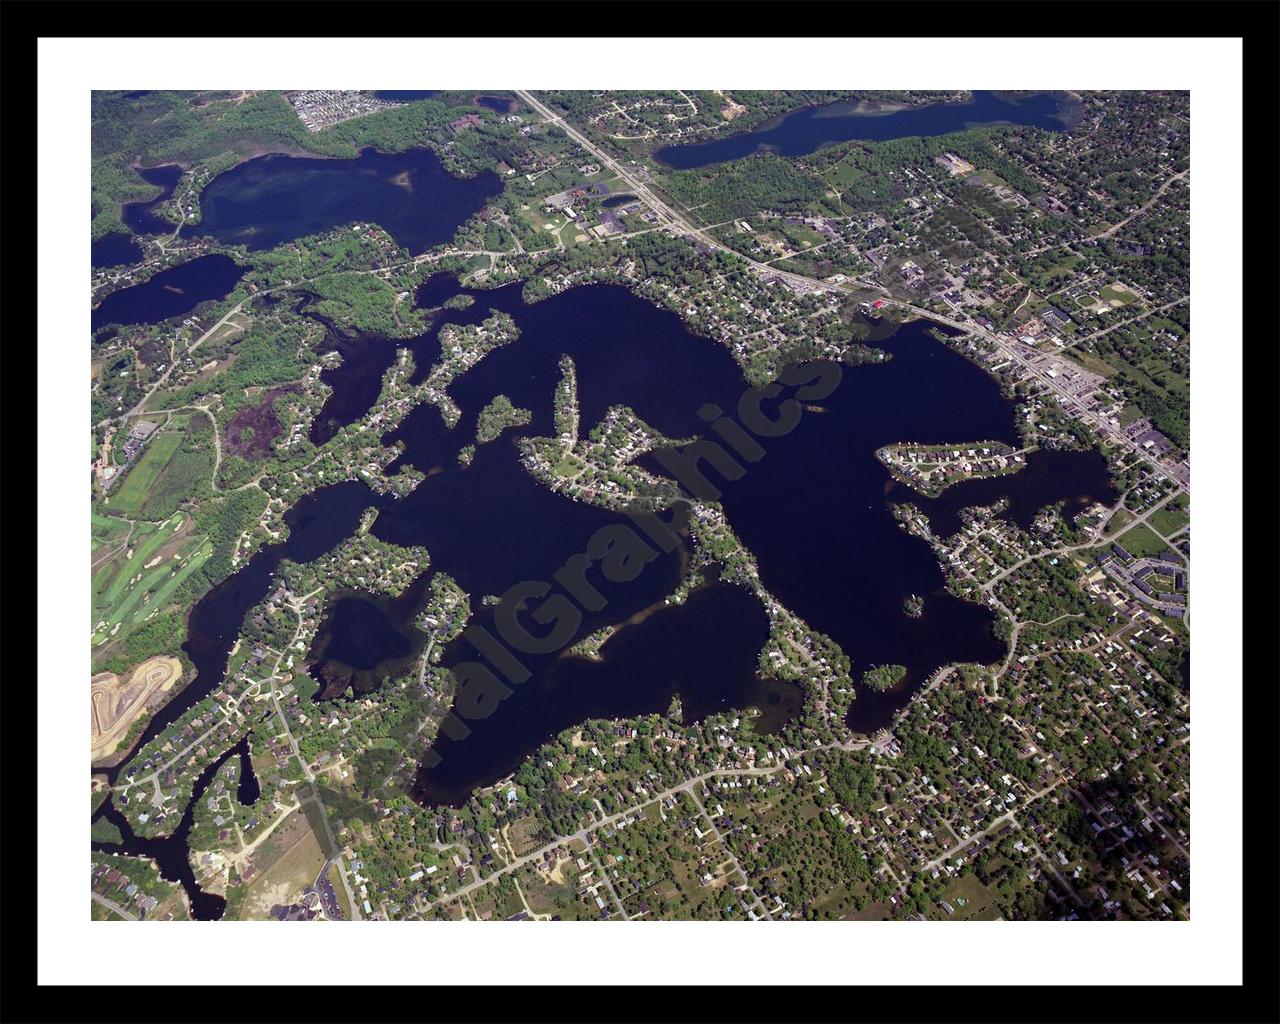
<box><xmin>88</xmin><ymin>87</ymin><xmax>1191</xmax><ymax>925</ymax></box>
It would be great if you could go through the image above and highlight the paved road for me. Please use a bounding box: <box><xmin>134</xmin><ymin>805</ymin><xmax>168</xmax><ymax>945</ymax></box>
<box><xmin>1093</xmin><ymin>169</ymin><xmax>1189</xmax><ymax>242</ymax></box>
<box><xmin>267</xmin><ymin>602</ymin><xmax>363</xmax><ymax>921</ymax></box>
<box><xmin>1021</xmin><ymin>168</ymin><xmax>1188</xmax><ymax>258</ymax></box>
<box><xmin>688</xmin><ymin>786</ymin><xmax>772</xmax><ymax>919</ymax></box>
<box><xmin>421</xmin><ymin>762</ymin><xmax>788</xmax><ymax>913</ymax></box>
<box><xmin>1135</xmin><ymin>797</ymin><xmax>1190</xmax><ymax>860</ymax></box>
<box><xmin>92</xmin><ymin>892</ymin><xmax>139</xmax><ymax>920</ymax></box>
<box><xmin>1061</xmin><ymin>296</ymin><xmax>1189</xmax><ymax>352</ymax></box>
<box><xmin>516</xmin><ymin>91</ymin><xmax>834</xmax><ymax>296</ymax></box>
<box><xmin>518</xmin><ymin>90</ymin><xmax>1188</xmax><ymax>500</ymax></box>
<box><xmin>101</xmin><ymin>302</ymin><xmax>245</xmax><ymax>429</ymax></box>
<box><xmin>920</xmin><ymin>779</ymin><xmax>1061</xmax><ymax>875</ymax></box>
<box><xmin>982</xmin><ymin>489</ymin><xmax>1178</xmax><ymax>595</ymax></box>
<box><xmin>909</xmin><ymin>303</ymin><xmax>1189</xmax><ymax>496</ymax></box>
<box><xmin>419</xmin><ymin>731</ymin><xmax>872</xmax><ymax>917</ymax></box>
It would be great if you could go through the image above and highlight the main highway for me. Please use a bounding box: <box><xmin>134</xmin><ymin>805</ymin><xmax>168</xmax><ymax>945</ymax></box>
<box><xmin>515</xmin><ymin>90</ymin><xmax>835</xmax><ymax>296</ymax></box>
<box><xmin>516</xmin><ymin>91</ymin><xmax>1188</xmax><ymax>498</ymax></box>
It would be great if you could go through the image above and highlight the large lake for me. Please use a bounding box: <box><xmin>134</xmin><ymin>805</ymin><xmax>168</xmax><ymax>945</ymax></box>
<box><xmin>99</xmin><ymin>275</ymin><xmax>1114</xmax><ymax>821</ymax></box>
<box><xmin>655</xmin><ymin>91</ymin><xmax>1077</xmax><ymax>169</ymax></box>
<box><xmin>180</xmin><ymin>147</ymin><xmax>502</xmax><ymax>254</ymax></box>
<box><xmin>304</xmin><ymin>277</ymin><xmax>1112</xmax><ymax>798</ymax></box>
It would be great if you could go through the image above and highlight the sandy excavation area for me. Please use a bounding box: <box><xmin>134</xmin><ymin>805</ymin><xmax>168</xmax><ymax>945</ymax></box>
<box><xmin>91</xmin><ymin>656</ymin><xmax>183</xmax><ymax>762</ymax></box>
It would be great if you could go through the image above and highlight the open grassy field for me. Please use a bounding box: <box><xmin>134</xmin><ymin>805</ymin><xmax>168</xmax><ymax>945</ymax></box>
<box><xmin>1149</xmin><ymin>497</ymin><xmax>1190</xmax><ymax>537</ymax></box>
<box><xmin>1067</xmin><ymin>350</ymin><xmax>1119</xmax><ymax>378</ymax></box>
<box><xmin>106</xmin><ymin>416</ymin><xmax>215</xmax><ymax>520</ymax></box>
<box><xmin>1105</xmin><ymin>508</ymin><xmax>1134</xmax><ymax>534</ymax></box>
<box><xmin>1098</xmin><ymin>282</ymin><xmax>1141</xmax><ymax>308</ymax></box>
<box><xmin>107</xmin><ymin>431</ymin><xmax>184</xmax><ymax>517</ymax></box>
<box><xmin>508</xmin><ymin>203</ymin><xmax>563</xmax><ymax>252</ymax></box>
<box><xmin>92</xmin><ymin>510</ymin><xmax>132</xmax><ymax>541</ymax></box>
<box><xmin>843</xmin><ymin>895</ymin><xmax>895</xmax><ymax>920</ymax></box>
<box><xmin>777</xmin><ymin>221</ymin><xmax>828</xmax><ymax>250</ymax></box>
<box><xmin>926</xmin><ymin>870</ymin><xmax>1007</xmax><ymax>921</ymax></box>
<box><xmin>1118</xmin><ymin>403</ymin><xmax>1146</xmax><ymax>427</ymax></box>
<box><xmin>517</xmin><ymin>863</ymin><xmax>585</xmax><ymax>919</ymax></box>
<box><xmin>92</xmin><ymin>511</ymin><xmax>134</xmax><ymax>559</ymax></box>
<box><xmin>1118</xmin><ymin>523</ymin><xmax>1170</xmax><ymax>559</ymax></box>
<box><xmin>506</xmin><ymin>815</ymin><xmax>546</xmax><ymax>858</ymax></box>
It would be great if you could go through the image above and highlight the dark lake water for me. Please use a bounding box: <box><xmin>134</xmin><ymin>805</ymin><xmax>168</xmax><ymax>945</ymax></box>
<box><xmin>889</xmin><ymin>447</ymin><xmax>1117</xmax><ymax>539</ymax></box>
<box><xmin>631</xmin><ymin>323</ymin><xmax>1013</xmax><ymax>736</ymax></box>
<box><xmin>92</xmin><ymin>232</ymin><xmax>143</xmax><ymax>269</ymax></box>
<box><xmin>417</xmin><ymin>577</ymin><xmax>793</xmax><ymax>807</ymax></box>
<box><xmin>180</xmin><ymin>147</ymin><xmax>502</xmax><ymax>254</ymax></box>
<box><xmin>99</xmin><ymin>482</ymin><xmax>388</xmax><ymax>789</ymax></box>
<box><xmin>91</xmin><ymin>254</ymin><xmax>247</xmax><ymax>331</ymax></box>
<box><xmin>291</xmin><ymin>292</ymin><xmax>443</xmax><ymax>446</ymax></box>
<box><xmin>92</xmin><ymin>737</ymin><xmax>244</xmax><ymax>920</ymax></box>
<box><xmin>655</xmin><ymin>91</ymin><xmax>1077</xmax><ymax>170</ymax></box>
<box><xmin>99</xmin><ymin>276</ymin><xmax>1115</xmax><ymax>821</ymax></box>
<box><xmin>375</xmin><ymin>91</ymin><xmax>441</xmax><ymax>103</ymax></box>
<box><xmin>416</xmin><ymin>270</ymin><xmax>468</xmax><ymax>308</ymax></box>
<box><xmin>475</xmin><ymin>94</ymin><xmax>515</xmax><ymax>114</ymax></box>
<box><xmin>121</xmin><ymin>163</ymin><xmax>184</xmax><ymax>235</ymax></box>
<box><xmin>383</xmin><ymin>280</ymin><xmax>753</xmax><ymax>469</ymax></box>
<box><xmin>235</xmin><ymin>734</ymin><xmax>261</xmax><ymax>806</ymax></box>
<box><xmin>309</xmin><ymin>328</ymin><xmax>406</xmax><ymax>446</ymax></box>
<box><xmin>288</xmin><ymin>278</ymin><xmax>791</xmax><ymax>800</ymax></box>
<box><xmin>354</xmin><ymin>282</ymin><xmax>1101</xmax><ymax>791</ymax></box>
<box><xmin>309</xmin><ymin>574</ymin><xmax>432</xmax><ymax>699</ymax></box>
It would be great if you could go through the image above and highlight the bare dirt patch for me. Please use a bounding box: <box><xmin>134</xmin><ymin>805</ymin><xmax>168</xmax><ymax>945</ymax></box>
<box><xmin>91</xmin><ymin>656</ymin><xmax>183</xmax><ymax>762</ymax></box>
<box><xmin>236</xmin><ymin>814</ymin><xmax>327</xmax><ymax>920</ymax></box>
<box><xmin>546</xmin><ymin>854</ymin><xmax>573</xmax><ymax>885</ymax></box>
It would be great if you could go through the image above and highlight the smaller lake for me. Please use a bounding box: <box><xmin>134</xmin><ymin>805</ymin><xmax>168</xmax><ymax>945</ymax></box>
<box><xmin>375</xmin><ymin>91</ymin><xmax>441</xmax><ymax>103</ymax></box>
<box><xmin>655</xmin><ymin>91</ymin><xmax>1077</xmax><ymax>170</ymax></box>
<box><xmin>292</xmin><ymin>291</ymin><xmax>443</xmax><ymax>446</ymax></box>
<box><xmin>307</xmin><ymin>328</ymin><xmax>409</xmax><ymax>446</ymax></box>
<box><xmin>235</xmin><ymin>734</ymin><xmax>261</xmax><ymax>806</ymax></box>
<box><xmin>309</xmin><ymin>574</ymin><xmax>432</xmax><ymax>699</ymax></box>
<box><xmin>92</xmin><ymin>232</ymin><xmax>143</xmax><ymax>269</ymax></box>
<box><xmin>415</xmin><ymin>271</ymin><xmax>458</xmax><ymax>307</ymax></box>
<box><xmin>121</xmin><ymin>164</ymin><xmax>183</xmax><ymax>235</ymax></box>
<box><xmin>91</xmin><ymin>254</ymin><xmax>247</xmax><ymax>331</ymax></box>
<box><xmin>181</xmin><ymin>147</ymin><xmax>503</xmax><ymax>254</ymax></box>
<box><xmin>475</xmin><ymin>95</ymin><xmax>515</xmax><ymax>114</ymax></box>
